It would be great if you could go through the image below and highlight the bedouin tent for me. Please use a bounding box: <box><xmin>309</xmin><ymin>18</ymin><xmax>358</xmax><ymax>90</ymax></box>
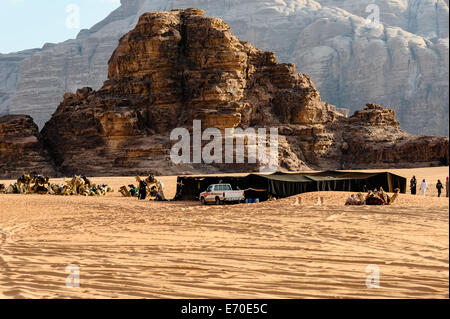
<box><xmin>174</xmin><ymin>171</ymin><xmax>406</xmax><ymax>201</ymax></box>
<box><xmin>173</xmin><ymin>175</ymin><xmax>268</xmax><ymax>201</ymax></box>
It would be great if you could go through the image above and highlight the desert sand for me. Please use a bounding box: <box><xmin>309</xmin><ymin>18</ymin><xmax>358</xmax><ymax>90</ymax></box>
<box><xmin>0</xmin><ymin>167</ymin><xmax>448</xmax><ymax>299</ymax></box>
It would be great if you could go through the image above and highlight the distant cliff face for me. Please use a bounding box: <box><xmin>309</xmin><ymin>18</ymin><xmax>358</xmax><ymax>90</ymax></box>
<box><xmin>35</xmin><ymin>10</ymin><xmax>448</xmax><ymax>177</ymax></box>
<box><xmin>0</xmin><ymin>0</ymin><xmax>448</xmax><ymax>136</ymax></box>
<box><xmin>317</xmin><ymin>0</ymin><xmax>449</xmax><ymax>39</ymax></box>
<box><xmin>0</xmin><ymin>49</ymin><xmax>40</xmax><ymax>117</ymax></box>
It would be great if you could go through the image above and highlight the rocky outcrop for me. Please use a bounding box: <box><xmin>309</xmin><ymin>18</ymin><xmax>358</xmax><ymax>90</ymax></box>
<box><xmin>39</xmin><ymin>9</ymin><xmax>327</xmax><ymax>175</ymax></box>
<box><xmin>341</xmin><ymin>104</ymin><xmax>449</xmax><ymax>169</ymax></box>
<box><xmin>39</xmin><ymin>10</ymin><xmax>448</xmax><ymax>176</ymax></box>
<box><xmin>0</xmin><ymin>115</ymin><xmax>55</xmax><ymax>178</ymax></box>
<box><xmin>0</xmin><ymin>0</ymin><xmax>448</xmax><ymax>137</ymax></box>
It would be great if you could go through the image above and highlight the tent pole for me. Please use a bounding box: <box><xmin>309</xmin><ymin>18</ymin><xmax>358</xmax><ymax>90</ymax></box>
<box><xmin>387</xmin><ymin>173</ymin><xmax>393</xmax><ymax>193</ymax></box>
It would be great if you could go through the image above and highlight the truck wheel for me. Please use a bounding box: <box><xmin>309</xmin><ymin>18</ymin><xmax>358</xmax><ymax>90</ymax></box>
<box><xmin>201</xmin><ymin>197</ymin><xmax>206</xmax><ymax>205</ymax></box>
<box><xmin>215</xmin><ymin>197</ymin><xmax>221</xmax><ymax>205</ymax></box>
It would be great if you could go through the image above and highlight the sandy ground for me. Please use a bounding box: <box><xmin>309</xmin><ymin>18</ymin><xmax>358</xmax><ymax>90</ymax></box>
<box><xmin>0</xmin><ymin>167</ymin><xmax>448</xmax><ymax>299</ymax></box>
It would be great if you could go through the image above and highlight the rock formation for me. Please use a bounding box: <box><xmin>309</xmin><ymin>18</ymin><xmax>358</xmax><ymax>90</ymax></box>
<box><xmin>341</xmin><ymin>104</ymin><xmax>449</xmax><ymax>169</ymax></box>
<box><xmin>38</xmin><ymin>9</ymin><xmax>448</xmax><ymax>177</ymax></box>
<box><xmin>0</xmin><ymin>0</ymin><xmax>448</xmax><ymax>136</ymax></box>
<box><xmin>0</xmin><ymin>115</ymin><xmax>55</xmax><ymax>178</ymax></box>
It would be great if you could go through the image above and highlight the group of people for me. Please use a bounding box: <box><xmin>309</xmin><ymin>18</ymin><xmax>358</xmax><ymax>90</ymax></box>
<box><xmin>410</xmin><ymin>176</ymin><xmax>449</xmax><ymax>197</ymax></box>
<box><xmin>119</xmin><ymin>174</ymin><xmax>166</xmax><ymax>201</ymax></box>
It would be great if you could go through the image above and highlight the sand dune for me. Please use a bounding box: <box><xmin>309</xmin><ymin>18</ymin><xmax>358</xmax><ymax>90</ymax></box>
<box><xmin>0</xmin><ymin>167</ymin><xmax>448</xmax><ymax>298</ymax></box>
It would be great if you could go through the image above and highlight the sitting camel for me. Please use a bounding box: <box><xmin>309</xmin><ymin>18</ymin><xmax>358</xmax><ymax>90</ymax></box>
<box><xmin>88</xmin><ymin>184</ymin><xmax>102</xmax><ymax>196</ymax></box>
<box><xmin>5</xmin><ymin>183</ymin><xmax>19</xmax><ymax>194</ymax></box>
<box><xmin>65</xmin><ymin>176</ymin><xmax>86</xmax><ymax>195</ymax></box>
<box><xmin>17</xmin><ymin>174</ymin><xmax>33</xmax><ymax>194</ymax></box>
<box><xmin>346</xmin><ymin>188</ymin><xmax>401</xmax><ymax>206</ymax></box>
<box><xmin>119</xmin><ymin>185</ymin><xmax>138</xmax><ymax>197</ymax></box>
<box><xmin>365</xmin><ymin>187</ymin><xmax>400</xmax><ymax>206</ymax></box>
<box><xmin>77</xmin><ymin>183</ymin><xmax>111</xmax><ymax>196</ymax></box>
<box><xmin>48</xmin><ymin>176</ymin><xmax>111</xmax><ymax>196</ymax></box>
<box><xmin>49</xmin><ymin>183</ymin><xmax>63</xmax><ymax>195</ymax></box>
<box><xmin>345</xmin><ymin>193</ymin><xmax>366</xmax><ymax>205</ymax></box>
<box><xmin>98</xmin><ymin>184</ymin><xmax>113</xmax><ymax>195</ymax></box>
<box><xmin>49</xmin><ymin>183</ymin><xmax>74</xmax><ymax>196</ymax></box>
<box><xmin>81</xmin><ymin>176</ymin><xmax>93</xmax><ymax>188</ymax></box>
<box><xmin>31</xmin><ymin>175</ymin><xmax>50</xmax><ymax>194</ymax></box>
<box><xmin>119</xmin><ymin>186</ymin><xmax>131</xmax><ymax>197</ymax></box>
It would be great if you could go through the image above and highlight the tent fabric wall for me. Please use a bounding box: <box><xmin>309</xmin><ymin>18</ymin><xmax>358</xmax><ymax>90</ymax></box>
<box><xmin>251</xmin><ymin>171</ymin><xmax>406</xmax><ymax>196</ymax></box>
<box><xmin>174</xmin><ymin>171</ymin><xmax>407</xmax><ymax>201</ymax></box>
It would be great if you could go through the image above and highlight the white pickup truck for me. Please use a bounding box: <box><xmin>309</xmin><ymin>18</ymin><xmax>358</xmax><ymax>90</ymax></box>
<box><xmin>200</xmin><ymin>184</ymin><xmax>245</xmax><ymax>205</ymax></box>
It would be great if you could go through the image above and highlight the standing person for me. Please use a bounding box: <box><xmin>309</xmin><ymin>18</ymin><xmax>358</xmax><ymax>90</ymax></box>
<box><xmin>446</xmin><ymin>177</ymin><xmax>449</xmax><ymax>198</ymax></box>
<box><xmin>419</xmin><ymin>179</ymin><xmax>428</xmax><ymax>197</ymax></box>
<box><xmin>436</xmin><ymin>180</ymin><xmax>443</xmax><ymax>197</ymax></box>
<box><xmin>138</xmin><ymin>179</ymin><xmax>147</xmax><ymax>200</ymax></box>
<box><xmin>410</xmin><ymin>176</ymin><xmax>417</xmax><ymax>195</ymax></box>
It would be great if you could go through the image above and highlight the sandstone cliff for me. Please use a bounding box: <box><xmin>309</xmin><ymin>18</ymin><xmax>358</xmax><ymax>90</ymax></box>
<box><xmin>38</xmin><ymin>9</ymin><xmax>448</xmax><ymax>177</ymax></box>
<box><xmin>0</xmin><ymin>115</ymin><xmax>55</xmax><ymax>178</ymax></box>
<box><xmin>0</xmin><ymin>0</ymin><xmax>448</xmax><ymax>136</ymax></box>
<box><xmin>342</xmin><ymin>104</ymin><xmax>449</xmax><ymax>169</ymax></box>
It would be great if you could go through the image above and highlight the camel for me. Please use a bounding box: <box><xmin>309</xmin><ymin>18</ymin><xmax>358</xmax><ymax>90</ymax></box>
<box><xmin>72</xmin><ymin>181</ymin><xmax>111</xmax><ymax>197</ymax></box>
<box><xmin>49</xmin><ymin>183</ymin><xmax>66</xmax><ymax>195</ymax></box>
<box><xmin>346</xmin><ymin>188</ymin><xmax>401</xmax><ymax>206</ymax></box>
<box><xmin>78</xmin><ymin>184</ymin><xmax>91</xmax><ymax>196</ymax></box>
<box><xmin>357</xmin><ymin>192</ymin><xmax>366</xmax><ymax>204</ymax></box>
<box><xmin>64</xmin><ymin>176</ymin><xmax>86</xmax><ymax>195</ymax></box>
<box><xmin>387</xmin><ymin>188</ymin><xmax>401</xmax><ymax>205</ymax></box>
<box><xmin>88</xmin><ymin>184</ymin><xmax>102</xmax><ymax>196</ymax></box>
<box><xmin>366</xmin><ymin>187</ymin><xmax>401</xmax><ymax>206</ymax></box>
<box><xmin>119</xmin><ymin>186</ymin><xmax>131</xmax><ymax>197</ymax></box>
<box><xmin>345</xmin><ymin>193</ymin><xmax>366</xmax><ymax>205</ymax></box>
<box><xmin>98</xmin><ymin>184</ymin><xmax>113</xmax><ymax>195</ymax></box>
<box><xmin>3</xmin><ymin>174</ymin><xmax>111</xmax><ymax>197</ymax></box>
<box><xmin>5</xmin><ymin>183</ymin><xmax>19</xmax><ymax>194</ymax></box>
<box><xmin>74</xmin><ymin>176</ymin><xmax>86</xmax><ymax>195</ymax></box>
<box><xmin>119</xmin><ymin>185</ymin><xmax>138</xmax><ymax>197</ymax></box>
<box><xmin>81</xmin><ymin>176</ymin><xmax>93</xmax><ymax>188</ymax></box>
<box><xmin>31</xmin><ymin>175</ymin><xmax>50</xmax><ymax>194</ymax></box>
<box><xmin>17</xmin><ymin>174</ymin><xmax>33</xmax><ymax>194</ymax></box>
<box><xmin>49</xmin><ymin>182</ymin><xmax>85</xmax><ymax>196</ymax></box>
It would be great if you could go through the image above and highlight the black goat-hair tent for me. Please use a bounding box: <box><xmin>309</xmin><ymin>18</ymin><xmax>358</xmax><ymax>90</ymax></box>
<box><xmin>174</xmin><ymin>171</ymin><xmax>407</xmax><ymax>201</ymax></box>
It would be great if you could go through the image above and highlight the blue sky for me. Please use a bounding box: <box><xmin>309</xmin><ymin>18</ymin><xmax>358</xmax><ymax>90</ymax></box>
<box><xmin>0</xmin><ymin>0</ymin><xmax>121</xmax><ymax>54</ymax></box>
